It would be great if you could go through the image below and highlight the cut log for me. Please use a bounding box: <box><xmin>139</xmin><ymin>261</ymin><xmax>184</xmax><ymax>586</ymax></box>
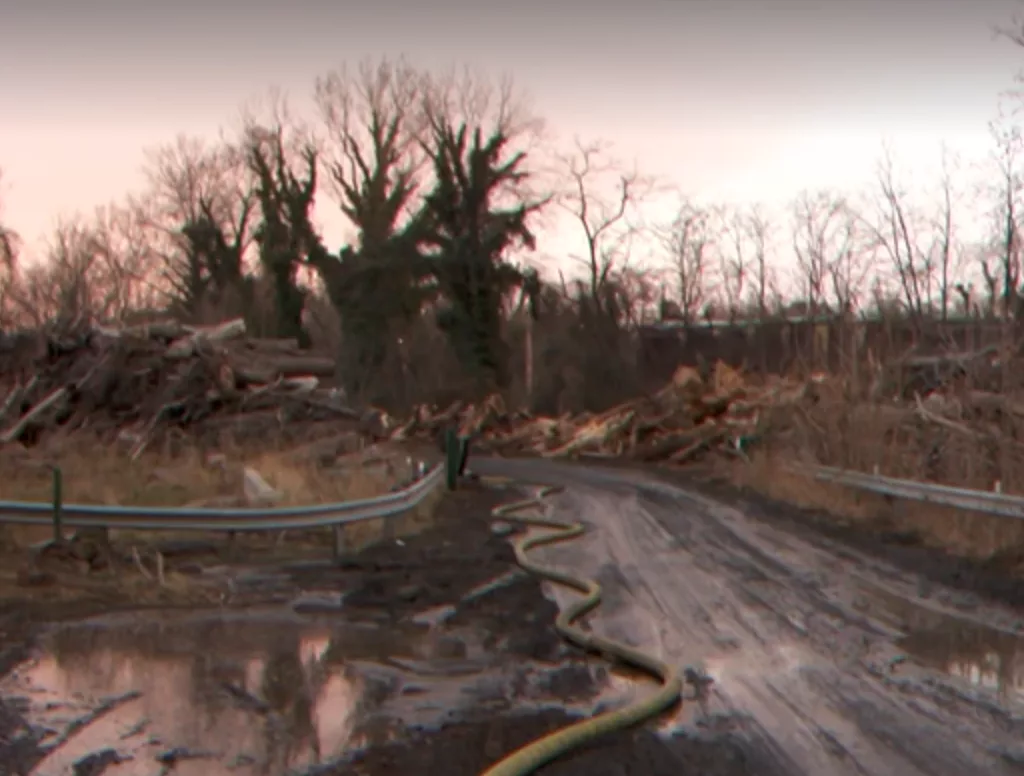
<box><xmin>239</xmin><ymin>338</ymin><xmax>302</xmax><ymax>354</ymax></box>
<box><xmin>166</xmin><ymin>318</ymin><xmax>247</xmax><ymax>359</ymax></box>
<box><xmin>232</xmin><ymin>355</ymin><xmax>336</xmax><ymax>384</ymax></box>
<box><xmin>1</xmin><ymin>387</ymin><xmax>69</xmax><ymax>443</ymax></box>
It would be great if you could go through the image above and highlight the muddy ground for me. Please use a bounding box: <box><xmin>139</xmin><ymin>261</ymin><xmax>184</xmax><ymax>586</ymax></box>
<box><xmin>474</xmin><ymin>459</ymin><xmax>1024</xmax><ymax>775</ymax></box>
<box><xmin>1</xmin><ymin>461</ymin><xmax>1023</xmax><ymax>775</ymax></box>
<box><xmin>1</xmin><ymin>481</ymin><xmax>661</xmax><ymax>776</ymax></box>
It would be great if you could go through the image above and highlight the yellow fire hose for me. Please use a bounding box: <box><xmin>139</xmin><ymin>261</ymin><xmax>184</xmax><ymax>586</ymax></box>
<box><xmin>480</xmin><ymin>483</ymin><xmax>684</xmax><ymax>776</ymax></box>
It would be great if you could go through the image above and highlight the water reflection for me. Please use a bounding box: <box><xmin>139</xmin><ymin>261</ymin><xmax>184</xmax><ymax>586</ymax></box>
<box><xmin>864</xmin><ymin>584</ymin><xmax>1024</xmax><ymax>702</ymax></box>
<box><xmin>898</xmin><ymin>621</ymin><xmax>1023</xmax><ymax>702</ymax></box>
<box><xmin>2</xmin><ymin>611</ymin><xmax>451</xmax><ymax>775</ymax></box>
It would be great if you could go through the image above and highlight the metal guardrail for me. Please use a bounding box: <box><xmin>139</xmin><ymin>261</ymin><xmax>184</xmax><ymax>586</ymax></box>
<box><xmin>0</xmin><ymin>463</ymin><xmax>446</xmax><ymax>532</ymax></box>
<box><xmin>805</xmin><ymin>464</ymin><xmax>1024</xmax><ymax>520</ymax></box>
<box><xmin>0</xmin><ymin>432</ymin><xmax>473</xmax><ymax>557</ymax></box>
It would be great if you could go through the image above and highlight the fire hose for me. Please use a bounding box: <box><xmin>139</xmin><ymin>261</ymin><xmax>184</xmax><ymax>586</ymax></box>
<box><xmin>480</xmin><ymin>483</ymin><xmax>684</xmax><ymax>776</ymax></box>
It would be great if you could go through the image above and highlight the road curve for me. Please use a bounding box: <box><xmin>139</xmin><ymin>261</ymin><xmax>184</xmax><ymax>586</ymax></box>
<box><xmin>474</xmin><ymin>458</ymin><xmax>1024</xmax><ymax>776</ymax></box>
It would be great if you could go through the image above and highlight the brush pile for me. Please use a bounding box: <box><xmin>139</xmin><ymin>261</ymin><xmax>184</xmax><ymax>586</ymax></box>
<box><xmin>388</xmin><ymin>362</ymin><xmax>818</xmax><ymax>464</ymax></box>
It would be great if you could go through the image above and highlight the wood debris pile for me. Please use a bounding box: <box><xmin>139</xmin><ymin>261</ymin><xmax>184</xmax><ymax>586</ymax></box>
<box><xmin>22</xmin><ymin>314</ymin><xmax>1007</xmax><ymax>475</ymax></box>
<box><xmin>0</xmin><ymin>318</ymin><xmax>384</xmax><ymax>457</ymax></box>
<box><xmin>389</xmin><ymin>362</ymin><xmax>817</xmax><ymax>464</ymax></box>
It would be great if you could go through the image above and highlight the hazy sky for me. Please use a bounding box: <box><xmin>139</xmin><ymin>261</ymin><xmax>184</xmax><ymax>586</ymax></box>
<box><xmin>3</xmin><ymin>0</ymin><xmax>1024</xmax><ymax>257</ymax></box>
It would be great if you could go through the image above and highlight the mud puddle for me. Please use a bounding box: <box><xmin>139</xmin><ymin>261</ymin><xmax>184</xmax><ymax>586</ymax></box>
<box><xmin>854</xmin><ymin>581</ymin><xmax>1024</xmax><ymax>704</ymax></box>
<box><xmin>1</xmin><ymin>607</ymin><xmax>602</xmax><ymax>776</ymax></box>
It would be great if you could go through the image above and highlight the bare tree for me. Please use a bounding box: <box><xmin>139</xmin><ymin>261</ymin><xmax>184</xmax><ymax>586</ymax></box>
<box><xmin>719</xmin><ymin>207</ymin><xmax>747</xmax><ymax>320</ymax></box>
<box><xmin>933</xmin><ymin>144</ymin><xmax>961</xmax><ymax>320</ymax></box>
<box><xmin>0</xmin><ymin>170</ymin><xmax>20</xmax><ymax>327</ymax></box>
<box><xmin>557</xmin><ymin>138</ymin><xmax>648</xmax><ymax>310</ymax></box>
<box><xmin>20</xmin><ymin>217</ymin><xmax>100</xmax><ymax>324</ymax></box>
<box><xmin>88</xmin><ymin>204</ymin><xmax>162</xmax><ymax>320</ymax></box>
<box><xmin>988</xmin><ymin>113</ymin><xmax>1023</xmax><ymax>319</ymax></box>
<box><xmin>867</xmin><ymin>147</ymin><xmax>932</xmax><ymax>320</ymax></box>
<box><xmin>791</xmin><ymin>190</ymin><xmax>861</xmax><ymax>316</ymax></box>
<box><xmin>611</xmin><ymin>264</ymin><xmax>664</xmax><ymax>326</ymax></box>
<box><xmin>660</xmin><ymin>201</ymin><xmax>717</xmax><ymax>324</ymax></box>
<box><xmin>743</xmin><ymin>204</ymin><xmax>776</xmax><ymax>319</ymax></box>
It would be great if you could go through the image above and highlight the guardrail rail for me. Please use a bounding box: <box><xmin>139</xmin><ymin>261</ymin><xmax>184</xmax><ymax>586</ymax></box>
<box><xmin>803</xmin><ymin>463</ymin><xmax>1024</xmax><ymax>520</ymax></box>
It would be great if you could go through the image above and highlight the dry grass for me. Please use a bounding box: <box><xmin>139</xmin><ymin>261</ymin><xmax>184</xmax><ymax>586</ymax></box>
<box><xmin>736</xmin><ymin>451</ymin><xmax>1024</xmax><ymax>563</ymax></box>
<box><xmin>0</xmin><ymin>435</ymin><xmax>445</xmax><ymax>609</ymax></box>
<box><xmin>0</xmin><ymin>436</ymin><xmax>400</xmax><ymax>507</ymax></box>
<box><xmin>729</xmin><ymin>368</ymin><xmax>1024</xmax><ymax>567</ymax></box>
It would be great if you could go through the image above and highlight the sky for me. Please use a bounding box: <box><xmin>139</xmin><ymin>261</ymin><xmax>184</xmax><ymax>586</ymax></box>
<box><xmin>3</xmin><ymin>0</ymin><xmax>1024</xmax><ymax>264</ymax></box>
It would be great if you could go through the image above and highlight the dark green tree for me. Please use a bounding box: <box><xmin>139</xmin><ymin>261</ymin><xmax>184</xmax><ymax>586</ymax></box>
<box><xmin>246</xmin><ymin>126</ymin><xmax>317</xmax><ymax>344</ymax></box>
<box><xmin>419</xmin><ymin>120</ymin><xmax>543</xmax><ymax>391</ymax></box>
<box><xmin>311</xmin><ymin>59</ymin><xmax>433</xmax><ymax>402</ymax></box>
<box><xmin>175</xmin><ymin>195</ymin><xmax>255</xmax><ymax>320</ymax></box>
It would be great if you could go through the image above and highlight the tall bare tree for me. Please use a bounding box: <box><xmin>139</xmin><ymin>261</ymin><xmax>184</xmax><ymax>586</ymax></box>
<box><xmin>988</xmin><ymin>113</ymin><xmax>1023</xmax><ymax>319</ymax></box>
<box><xmin>720</xmin><ymin>207</ymin><xmax>748</xmax><ymax>320</ymax></box>
<box><xmin>660</xmin><ymin>201</ymin><xmax>716</xmax><ymax>324</ymax></box>
<box><xmin>743</xmin><ymin>204</ymin><xmax>775</xmax><ymax>319</ymax></box>
<box><xmin>791</xmin><ymin>190</ymin><xmax>860</xmax><ymax>316</ymax></box>
<box><xmin>87</xmin><ymin>204</ymin><xmax>162</xmax><ymax>320</ymax></box>
<box><xmin>931</xmin><ymin>144</ymin><xmax>960</xmax><ymax>320</ymax></box>
<box><xmin>0</xmin><ymin>170</ymin><xmax>20</xmax><ymax>327</ymax></box>
<box><xmin>557</xmin><ymin>138</ymin><xmax>647</xmax><ymax>311</ymax></box>
<box><xmin>25</xmin><ymin>217</ymin><xmax>102</xmax><ymax>325</ymax></box>
<box><xmin>867</xmin><ymin>147</ymin><xmax>932</xmax><ymax>320</ymax></box>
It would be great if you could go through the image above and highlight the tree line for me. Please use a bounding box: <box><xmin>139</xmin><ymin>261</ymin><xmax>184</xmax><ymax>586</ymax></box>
<box><xmin>3</xmin><ymin>55</ymin><xmax>1024</xmax><ymax>412</ymax></box>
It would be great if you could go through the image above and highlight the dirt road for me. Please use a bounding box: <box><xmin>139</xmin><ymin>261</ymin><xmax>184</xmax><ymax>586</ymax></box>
<box><xmin>473</xmin><ymin>458</ymin><xmax>1024</xmax><ymax>776</ymax></box>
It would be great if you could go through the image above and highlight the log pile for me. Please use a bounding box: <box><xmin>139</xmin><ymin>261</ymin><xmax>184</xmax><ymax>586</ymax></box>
<box><xmin>0</xmin><ymin>318</ymin><xmax>385</xmax><ymax>457</ymax></box>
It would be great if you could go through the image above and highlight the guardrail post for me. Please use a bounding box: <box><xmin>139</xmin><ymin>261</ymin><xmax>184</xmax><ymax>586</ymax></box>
<box><xmin>51</xmin><ymin>466</ymin><xmax>63</xmax><ymax>545</ymax></box>
<box><xmin>445</xmin><ymin>428</ymin><xmax>459</xmax><ymax>491</ymax></box>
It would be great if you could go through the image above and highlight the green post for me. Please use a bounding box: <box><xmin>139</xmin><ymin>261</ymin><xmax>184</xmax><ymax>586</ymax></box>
<box><xmin>51</xmin><ymin>466</ymin><xmax>63</xmax><ymax>544</ymax></box>
<box><xmin>445</xmin><ymin>428</ymin><xmax>458</xmax><ymax>491</ymax></box>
